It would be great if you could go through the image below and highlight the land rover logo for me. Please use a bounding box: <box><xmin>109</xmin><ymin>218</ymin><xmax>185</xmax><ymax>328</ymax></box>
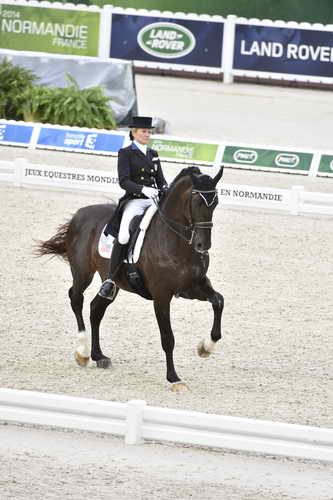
<box><xmin>233</xmin><ymin>149</ymin><xmax>258</xmax><ymax>164</ymax></box>
<box><xmin>137</xmin><ymin>22</ymin><xmax>196</xmax><ymax>59</ymax></box>
<box><xmin>275</xmin><ymin>153</ymin><xmax>300</xmax><ymax>168</ymax></box>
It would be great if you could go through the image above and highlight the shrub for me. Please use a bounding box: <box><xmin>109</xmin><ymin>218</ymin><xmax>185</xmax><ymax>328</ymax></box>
<box><xmin>0</xmin><ymin>58</ymin><xmax>36</xmax><ymax>120</ymax></box>
<box><xmin>18</xmin><ymin>73</ymin><xmax>117</xmax><ymax>129</ymax></box>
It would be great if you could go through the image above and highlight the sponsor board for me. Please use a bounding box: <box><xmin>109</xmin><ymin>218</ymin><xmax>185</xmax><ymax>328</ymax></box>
<box><xmin>318</xmin><ymin>154</ymin><xmax>333</xmax><ymax>175</ymax></box>
<box><xmin>223</xmin><ymin>146</ymin><xmax>312</xmax><ymax>172</ymax></box>
<box><xmin>0</xmin><ymin>3</ymin><xmax>100</xmax><ymax>56</ymax></box>
<box><xmin>219</xmin><ymin>183</ymin><xmax>288</xmax><ymax>208</ymax></box>
<box><xmin>234</xmin><ymin>24</ymin><xmax>333</xmax><ymax>78</ymax></box>
<box><xmin>110</xmin><ymin>13</ymin><xmax>223</xmax><ymax>68</ymax></box>
<box><xmin>37</xmin><ymin>127</ymin><xmax>126</xmax><ymax>154</ymax></box>
<box><xmin>22</xmin><ymin>164</ymin><xmax>122</xmax><ymax>194</ymax></box>
<box><xmin>149</xmin><ymin>138</ymin><xmax>219</xmax><ymax>163</ymax></box>
<box><xmin>0</xmin><ymin>122</ymin><xmax>33</xmax><ymax>145</ymax></box>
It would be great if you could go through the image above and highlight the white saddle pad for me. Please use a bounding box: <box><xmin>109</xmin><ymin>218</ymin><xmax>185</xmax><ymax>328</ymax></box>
<box><xmin>98</xmin><ymin>204</ymin><xmax>158</xmax><ymax>263</ymax></box>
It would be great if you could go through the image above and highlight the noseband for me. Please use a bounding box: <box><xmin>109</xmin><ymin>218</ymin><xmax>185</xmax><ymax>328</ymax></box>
<box><xmin>155</xmin><ymin>188</ymin><xmax>217</xmax><ymax>248</ymax></box>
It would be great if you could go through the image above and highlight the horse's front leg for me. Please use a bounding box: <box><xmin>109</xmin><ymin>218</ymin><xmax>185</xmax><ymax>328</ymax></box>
<box><xmin>89</xmin><ymin>291</ymin><xmax>119</xmax><ymax>368</ymax></box>
<box><xmin>182</xmin><ymin>277</ymin><xmax>224</xmax><ymax>358</ymax></box>
<box><xmin>153</xmin><ymin>293</ymin><xmax>188</xmax><ymax>392</ymax></box>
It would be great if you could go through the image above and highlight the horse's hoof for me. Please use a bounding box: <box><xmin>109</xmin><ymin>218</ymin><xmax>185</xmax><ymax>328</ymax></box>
<box><xmin>170</xmin><ymin>382</ymin><xmax>189</xmax><ymax>392</ymax></box>
<box><xmin>197</xmin><ymin>340</ymin><xmax>213</xmax><ymax>358</ymax></box>
<box><xmin>74</xmin><ymin>351</ymin><xmax>90</xmax><ymax>367</ymax></box>
<box><xmin>96</xmin><ymin>357</ymin><xmax>112</xmax><ymax>369</ymax></box>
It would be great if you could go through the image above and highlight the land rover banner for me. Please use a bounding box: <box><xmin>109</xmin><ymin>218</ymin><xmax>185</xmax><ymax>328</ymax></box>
<box><xmin>0</xmin><ymin>3</ymin><xmax>100</xmax><ymax>56</ymax></box>
<box><xmin>149</xmin><ymin>138</ymin><xmax>219</xmax><ymax>164</ymax></box>
<box><xmin>109</xmin><ymin>13</ymin><xmax>224</xmax><ymax>68</ymax></box>
<box><xmin>223</xmin><ymin>146</ymin><xmax>313</xmax><ymax>173</ymax></box>
<box><xmin>234</xmin><ymin>24</ymin><xmax>333</xmax><ymax>78</ymax></box>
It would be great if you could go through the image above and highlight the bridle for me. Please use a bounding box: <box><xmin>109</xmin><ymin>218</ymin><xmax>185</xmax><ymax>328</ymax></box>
<box><xmin>154</xmin><ymin>188</ymin><xmax>218</xmax><ymax>247</ymax></box>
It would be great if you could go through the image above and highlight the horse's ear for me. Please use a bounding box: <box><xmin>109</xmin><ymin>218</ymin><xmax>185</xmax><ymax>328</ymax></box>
<box><xmin>213</xmin><ymin>166</ymin><xmax>224</xmax><ymax>186</ymax></box>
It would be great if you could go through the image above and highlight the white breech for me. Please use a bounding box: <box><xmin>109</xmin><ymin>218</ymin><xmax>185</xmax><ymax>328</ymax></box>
<box><xmin>118</xmin><ymin>198</ymin><xmax>154</xmax><ymax>244</ymax></box>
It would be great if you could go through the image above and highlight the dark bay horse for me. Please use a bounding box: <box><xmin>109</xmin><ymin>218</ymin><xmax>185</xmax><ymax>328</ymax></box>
<box><xmin>36</xmin><ymin>166</ymin><xmax>224</xmax><ymax>391</ymax></box>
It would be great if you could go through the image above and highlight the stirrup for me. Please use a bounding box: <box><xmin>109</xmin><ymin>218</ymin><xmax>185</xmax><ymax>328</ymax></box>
<box><xmin>98</xmin><ymin>279</ymin><xmax>117</xmax><ymax>300</ymax></box>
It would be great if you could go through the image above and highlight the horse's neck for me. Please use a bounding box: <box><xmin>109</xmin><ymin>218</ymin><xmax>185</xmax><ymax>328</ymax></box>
<box><xmin>163</xmin><ymin>177</ymin><xmax>191</xmax><ymax>220</ymax></box>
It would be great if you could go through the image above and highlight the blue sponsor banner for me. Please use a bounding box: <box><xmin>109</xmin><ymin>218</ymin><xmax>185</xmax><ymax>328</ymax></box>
<box><xmin>234</xmin><ymin>24</ymin><xmax>333</xmax><ymax>77</ymax></box>
<box><xmin>0</xmin><ymin>122</ymin><xmax>33</xmax><ymax>145</ymax></box>
<box><xmin>37</xmin><ymin>127</ymin><xmax>125</xmax><ymax>153</ymax></box>
<box><xmin>110</xmin><ymin>14</ymin><xmax>223</xmax><ymax>68</ymax></box>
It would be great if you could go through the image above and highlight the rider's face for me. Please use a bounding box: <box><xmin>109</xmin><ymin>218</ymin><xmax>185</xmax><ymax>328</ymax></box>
<box><xmin>132</xmin><ymin>128</ymin><xmax>152</xmax><ymax>145</ymax></box>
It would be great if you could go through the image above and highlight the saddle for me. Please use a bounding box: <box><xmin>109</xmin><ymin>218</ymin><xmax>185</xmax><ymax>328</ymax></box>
<box><xmin>98</xmin><ymin>204</ymin><xmax>158</xmax><ymax>300</ymax></box>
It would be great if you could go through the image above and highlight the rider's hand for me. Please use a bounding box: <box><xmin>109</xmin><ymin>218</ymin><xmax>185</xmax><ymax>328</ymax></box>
<box><xmin>142</xmin><ymin>186</ymin><xmax>159</xmax><ymax>200</ymax></box>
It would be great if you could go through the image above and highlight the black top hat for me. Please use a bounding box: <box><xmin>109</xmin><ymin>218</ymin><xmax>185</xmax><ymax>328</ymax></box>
<box><xmin>128</xmin><ymin>116</ymin><xmax>154</xmax><ymax>129</ymax></box>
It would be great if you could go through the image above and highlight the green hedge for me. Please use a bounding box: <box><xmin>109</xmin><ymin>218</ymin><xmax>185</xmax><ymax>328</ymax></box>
<box><xmin>59</xmin><ymin>0</ymin><xmax>333</xmax><ymax>24</ymax></box>
<box><xmin>0</xmin><ymin>59</ymin><xmax>116</xmax><ymax>129</ymax></box>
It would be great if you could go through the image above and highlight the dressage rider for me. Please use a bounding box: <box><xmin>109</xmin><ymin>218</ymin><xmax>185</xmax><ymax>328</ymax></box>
<box><xmin>99</xmin><ymin>116</ymin><xmax>168</xmax><ymax>299</ymax></box>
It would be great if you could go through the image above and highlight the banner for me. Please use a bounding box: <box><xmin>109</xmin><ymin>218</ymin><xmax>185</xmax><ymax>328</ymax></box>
<box><xmin>234</xmin><ymin>24</ymin><xmax>333</xmax><ymax>78</ymax></box>
<box><xmin>37</xmin><ymin>127</ymin><xmax>126</xmax><ymax>154</ymax></box>
<box><xmin>110</xmin><ymin>13</ymin><xmax>223</xmax><ymax>68</ymax></box>
<box><xmin>223</xmin><ymin>146</ymin><xmax>313</xmax><ymax>173</ymax></box>
<box><xmin>0</xmin><ymin>121</ymin><xmax>33</xmax><ymax>145</ymax></box>
<box><xmin>318</xmin><ymin>154</ymin><xmax>333</xmax><ymax>176</ymax></box>
<box><xmin>149</xmin><ymin>137</ymin><xmax>219</xmax><ymax>164</ymax></box>
<box><xmin>22</xmin><ymin>163</ymin><xmax>122</xmax><ymax>193</ymax></box>
<box><xmin>219</xmin><ymin>183</ymin><xmax>289</xmax><ymax>209</ymax></box>
<box><xmin>0</xmin><ymin>4</ymin><xmax>100</xmax><ymax>56</ymax></box>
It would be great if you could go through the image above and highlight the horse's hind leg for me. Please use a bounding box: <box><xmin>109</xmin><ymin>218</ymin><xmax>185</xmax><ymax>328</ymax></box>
<box><xmin>181</xmin><ymin>277</ymin><xmax>224</xmax><ymax>358</ymax></box>
<box><xmin>69</xmin><ymin>265</ymin><xmax>94</xmax><ymax>367</ymax></box>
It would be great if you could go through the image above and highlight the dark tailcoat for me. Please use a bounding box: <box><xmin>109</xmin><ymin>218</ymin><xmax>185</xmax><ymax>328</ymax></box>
<box><xmin>105</xmin><ymin>143</ymin><xmax>167</xmax><ymax>237</ymax></box>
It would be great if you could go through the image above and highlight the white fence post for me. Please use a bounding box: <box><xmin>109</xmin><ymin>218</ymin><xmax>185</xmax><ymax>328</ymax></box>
<box><xmin>13</xmin><ymin>157</ymin><xmax>28</xmax><ymax>187</ymax></box>
<box><xmin>214</xmin><ymin>143</ymin><xmax>225</xmax><ymax>168</ymax></box>
<box><xmin>290</xmin><ymin>185</ymin><xmax>304</xmax><ymax>215</ymax></box>
<box><xmin>308</xmin><ymin>151</ymin><xmax>321</xmax><ymax>178</ymax></box>
<box><xmin>28</xmin><ymin>123</ymin><xmax>41</xmax><ymax>150</ymax></box>
<box><xmin>99</xmin><ymin>5</ymin><xmax>113</xmax><ymax>58</ymax></box>
<box><xmin>222</xmin><ymin>15</ymin><xmax>237</xmax><ymax>84</ymax></box>
<box><xmin>125</xmin><ymin>399</ymin><xmax>147</xmax><ymax>445</ymax></box>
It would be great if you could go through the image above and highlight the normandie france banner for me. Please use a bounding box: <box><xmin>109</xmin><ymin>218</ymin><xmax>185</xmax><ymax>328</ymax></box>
<box><xmin>0</xmin><ymin>3</ymin><xmax>100</xmax><ymax>56</ymax></box>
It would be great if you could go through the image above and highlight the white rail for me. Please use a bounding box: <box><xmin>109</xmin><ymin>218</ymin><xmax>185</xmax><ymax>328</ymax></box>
<box><xmin>0</xmin><ymin>389</ymin><xmax>332</xmax><ymax>462</ymax></box>
<box><xmin>1</xmin><ymin>158</ymin><xmax>333</xmax><ymax>217</ymax></box>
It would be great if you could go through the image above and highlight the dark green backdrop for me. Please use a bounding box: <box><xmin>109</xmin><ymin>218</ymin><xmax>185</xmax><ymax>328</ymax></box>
<box><xmin>70</xmin><ymin>0</ymin><xmax>333</xmax><ymax>24</ymax></box>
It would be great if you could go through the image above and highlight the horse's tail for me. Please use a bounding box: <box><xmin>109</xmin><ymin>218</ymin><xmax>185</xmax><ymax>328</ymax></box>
<box><xmin>34</xmin><ymin>222</ymin><xmax>70</xmax><ymax>261</ymax></box>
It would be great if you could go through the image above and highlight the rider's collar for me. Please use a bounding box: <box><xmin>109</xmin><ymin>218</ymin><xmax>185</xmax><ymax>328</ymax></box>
<box><xmin>133</xmin><ymin>141</ymin><xmax>147</xmax><ymax>156</ymax></box>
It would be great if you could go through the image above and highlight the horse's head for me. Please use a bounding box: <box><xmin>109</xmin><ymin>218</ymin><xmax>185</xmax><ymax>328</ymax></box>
<box><xmin>161</xmin><ymin>166</ymin><xmax>223</xmax><ymax>254</ymax></box>
<box><xmin>187</xmin><ymin>167</ymin><xmax>223</xmax><ymax>253</ymax></box>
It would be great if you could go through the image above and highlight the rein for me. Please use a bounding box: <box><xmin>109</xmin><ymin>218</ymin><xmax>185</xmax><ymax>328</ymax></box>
<box><xmin>155</xmin><ymin>188</ymin><xmax>217</xmax><ymax>247</ymax></box>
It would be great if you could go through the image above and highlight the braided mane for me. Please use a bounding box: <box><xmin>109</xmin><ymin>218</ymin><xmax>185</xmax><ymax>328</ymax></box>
<box><xmin>168</xmin><ymin>166</ymin><xmax>202</xmax><ymax>190</ymax></box>
<box><xmin>168</xmin><ymin>166</ymin><xmax>217</xmax><ymax>192</ymax></box>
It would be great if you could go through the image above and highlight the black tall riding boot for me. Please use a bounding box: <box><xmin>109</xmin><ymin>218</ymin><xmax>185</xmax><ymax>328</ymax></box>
<box><xmin>98</xmin><ymin>240</ymin><xmax>128</xmax><ymax>299</ymax></box>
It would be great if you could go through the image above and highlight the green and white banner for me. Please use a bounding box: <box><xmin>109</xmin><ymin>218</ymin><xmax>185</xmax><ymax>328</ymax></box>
<box><xmin>149</xmin><ymin>137</ymin><xmax>219</xmax><ymax>164</ymax></box>
<box><xmin>318</xmin><ymin>155</ymin><xmax>333</xmax><ymax>176</ymax></box>
<box><xmin>223</xmin><ymin>145</ymin><xmax>313</xmax><ymax>173</ymax></box>
<box><xmin>0</xmin><ymin>3</ymin><xmax>100</xmax><ymax>56</ymax></box>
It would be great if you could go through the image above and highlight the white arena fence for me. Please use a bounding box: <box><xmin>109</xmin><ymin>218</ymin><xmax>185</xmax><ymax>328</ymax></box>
<box><xmin>1</xmin><ymin>119</ymin><xmax>333</xmax><ymax>178</ymax></box>
<box><xmin>1</xmin><ymin>158</ymin><xmax>333</xmax><ymax>217</ymax></box>
<box><xmin>0</xmin><ymin>388</ymin><xmax>332</xmax><ymax>462</ymax></box>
